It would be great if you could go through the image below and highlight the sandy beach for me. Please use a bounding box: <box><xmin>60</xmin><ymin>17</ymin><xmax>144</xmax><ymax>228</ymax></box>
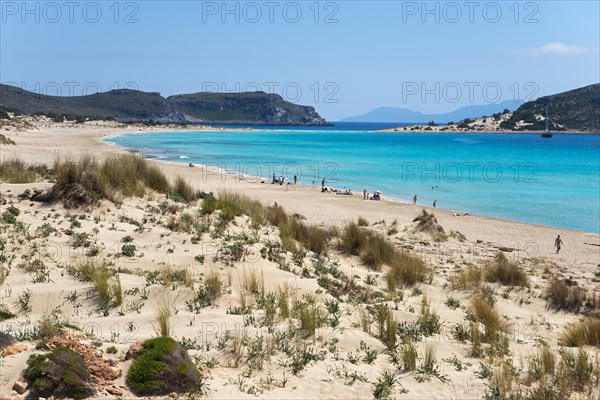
<box><xmin>0</xmin><ymin>118</ymin><xmax>598</xmax><ymax>399</ymax></box>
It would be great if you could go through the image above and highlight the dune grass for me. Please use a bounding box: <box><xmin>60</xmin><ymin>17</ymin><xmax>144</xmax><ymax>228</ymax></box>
<box><xmin>215</xmin><ymin>190</ymin><xmax>329</xmax><ymax>255</ymax></box>
<box><xmin>338</xmin><ymin>222</ymin><xmax>428</xmax><ymax>284</ymax></box>
<box><xmin>159</xmin><ymin>264</ymin><xmax>193</xmax><ymax>288</ymax></box>
<box><xmin>559</xmin><ymin>317</ymin><xmax>600</xmax><ymax>347</ymax></box>
<box><xmin>75</xmin><ymin>259</ymin><xmax>122</xmax><ymax>308</ymax></box>
<box><xmin>154</xmin><ymin>300</ymin><xmax>172</xmax><ymax>338</ymax></box>
<box><xmin>469</xmin><ymin>295</ymin><xmax>510</xmax><ymax>344</ymax></box>
<box><xmin>400</xmin><ymin>341</ymin><xmax>418</xmax><ymax>371</ymax></box>
<box><xmin>0</xmin><ymin>159</ymin><xmax>47</xmax><ymax>183</ymax></box>
<box><xmin>451</xmin><ymin>265</ymin><xmax>483</xmax><ymax>291</ymax></box>
<box><xmin>357</xmin><ymin>216</ymin><xmax>369</xmax><ymax>226</ymax></box>
<box><xmin>204</xmin><ymin>271</ymin><xmax>223</xmax><ymax>302</ymax></box>
<box><xmin>171</xmin><ymin>176</ymin><xmax>196</xmax><ymax>203</ymax></box>
<box><xmin>484</xmin><ymin>253</ymin><xmax>528</xmax><ymax>287</ymax></box>
<box><xmin>546</xmin><ymin>279</ymin><xmax>590</xmax><ymax>313</ymax></box>
<box><xmin>44</xmin><ymin>154</ymin><xmax>195</xmax><ymax>208</ymax></box>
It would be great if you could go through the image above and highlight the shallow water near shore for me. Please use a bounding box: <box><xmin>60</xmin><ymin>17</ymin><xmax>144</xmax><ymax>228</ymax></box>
<box><xmin>106</xmin><ymin>130</ymin><xmax>600</xmax><ymax>233</ymax></box>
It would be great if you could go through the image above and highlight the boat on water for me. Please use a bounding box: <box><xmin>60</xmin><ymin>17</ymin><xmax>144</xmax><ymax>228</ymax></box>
<box><xmin>541</xmin><ymin>105</ymin><xmax>553</xmax><ymax>138</ymax></box>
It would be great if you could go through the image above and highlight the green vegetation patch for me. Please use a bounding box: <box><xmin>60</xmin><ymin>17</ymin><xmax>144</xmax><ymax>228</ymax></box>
<box><xmin>126</xmin><ymin>337</ymin><xmax>204</xmax><ymax>396</ymax></box>
<box><xmin>25</xmin><ymin>346</ymin><xmax>96</xmax><ymax>399</ymax></box>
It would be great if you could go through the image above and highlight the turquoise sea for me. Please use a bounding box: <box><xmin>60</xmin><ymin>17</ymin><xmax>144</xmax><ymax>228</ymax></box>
<box><xmin>106</xmin><ymin>126</ymin><xmax>600</xmax><ymax>233</ymax></box>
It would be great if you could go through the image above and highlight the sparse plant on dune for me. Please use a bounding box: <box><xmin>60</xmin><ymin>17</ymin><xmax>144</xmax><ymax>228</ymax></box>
<box><xmin>154</xmin><ymin>300</ymin><xmax>172</xmax><ymax>337</ymax></box>
<box><xmin>450</xmin><ymin>264</ymin><xmax>483</xmax><ymax>291</ymax></box>
<box><xmin>468</xmin><ymin>295</ymin><xmax>510</xmax><ymax>345</ymax></box>
<box><xmin>372</xmin><ymin>370</ymin><xmax>401</xmax><ymax>399</ymax></box>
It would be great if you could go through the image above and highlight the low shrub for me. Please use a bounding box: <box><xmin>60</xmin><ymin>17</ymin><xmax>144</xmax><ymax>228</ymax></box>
<box><xmin>126</xmin><ymin>337</ymin><xmax>205</xmax><ymax>396</ymax></box>
<box><xmin>25</xmin><ymin>346</ymin><xmax>96</xmax><ymax>399</ymax></box>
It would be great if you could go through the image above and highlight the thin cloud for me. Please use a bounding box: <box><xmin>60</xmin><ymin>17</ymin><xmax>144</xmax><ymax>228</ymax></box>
<box><xmin>512</xmin><ymin>42</ymin><xmax>598</xmax><ymax>56</ymax></box>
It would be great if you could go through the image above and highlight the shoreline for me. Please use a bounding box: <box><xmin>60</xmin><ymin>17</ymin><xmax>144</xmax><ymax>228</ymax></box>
<box><xmin>102</xmin><ymin>128</ymin><xmax>599</xmax><ymax>235</ymax></box>
<box><xmin>4</xmin><ymin>121</ymin><xmax>599</xmax><ymax>236</ymax></box>
<box><xmin>1</xmin><ymin>121</ymin><xmax>599</xmax><ymax>252</ymax></box>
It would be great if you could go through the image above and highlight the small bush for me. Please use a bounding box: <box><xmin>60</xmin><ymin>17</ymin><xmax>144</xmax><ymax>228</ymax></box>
<box><xmin>121</xmin><ymin>244</ymin><xmax>136</xmax><ymax>257</ymax></box>
<box><xmin>126</xmin><ymin>337</ymin><xmax>204</xmax><ymax>396</ymax></box>
<box><xmin>25</xmin><ymin>347</ymin><xmax>96</xmax><ymax>399</ymax></box>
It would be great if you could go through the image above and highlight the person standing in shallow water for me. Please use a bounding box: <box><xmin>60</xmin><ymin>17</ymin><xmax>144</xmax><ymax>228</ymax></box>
<box><xmin>433</xmin><ymin>200</ymin><xmax>436</xmax><ymax>208</ymax></box>
<box><xmin>554</xmin><ymin>235</ymin><xmax>564</xmax><ymax>254</ymax></box>
<box><xmin>413</xmin><ymin>195</ymin><xmax>417</xmax><ymax>205</ymax></box>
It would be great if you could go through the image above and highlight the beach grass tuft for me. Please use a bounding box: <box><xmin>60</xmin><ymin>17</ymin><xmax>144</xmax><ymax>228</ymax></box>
<box><xmin>546</xmin><ymin>279</ymin><xmax>592</xmax><ymax>313</ymax></box>
<box><xmin>43</xmin><ymin>154</ymin><xmax>195</xmax><ymax>208</ymax></box>
<box><xmin>338</xmin><ymin>222</ymin><xmax>427</xmax><ymax>282</ymax></box>
<box><xmin>559</xmin><ymin>316</ymin><xmax>600</xmax><ymax>347</ymax></box>
<box><xmin>484</xmin><ymin>253</ymin><xmax>528</xmax><ymax>287</ymax></box>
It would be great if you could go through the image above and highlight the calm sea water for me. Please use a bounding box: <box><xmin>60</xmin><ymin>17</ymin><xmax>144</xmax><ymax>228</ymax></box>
<box><xmin>106</xmin><ymin>125</ymin><xmax>600</xmax><ymax>233</ymax></box>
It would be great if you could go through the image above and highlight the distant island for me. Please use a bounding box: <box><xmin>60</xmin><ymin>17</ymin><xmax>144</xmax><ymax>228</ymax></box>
<box><xmin>383</xmin><ymin>84</ymin><xmax>600</xmax><ymax>133</ymax></box>
<box><xmin>0</xmin><ymin>84</ymin><xmax>328</xmax><ymax>126</ymax></box>
<box><xmin>342</xmin><ymin>100</ymin><xmax>523</xmax><ymax>124</ymax></box>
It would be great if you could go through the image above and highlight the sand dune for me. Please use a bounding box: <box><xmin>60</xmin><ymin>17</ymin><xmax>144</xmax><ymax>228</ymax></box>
<box><xmin>0</xmin><ymin>118</ymin><xmax>598</xmax><ymax>399</ymax></box>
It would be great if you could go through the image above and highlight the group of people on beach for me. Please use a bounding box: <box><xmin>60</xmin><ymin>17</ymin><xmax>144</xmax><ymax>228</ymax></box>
<box><xmin>272</xmin><ymin>173</ymin><xmax>298</xmax><ymax>186</ymax></box>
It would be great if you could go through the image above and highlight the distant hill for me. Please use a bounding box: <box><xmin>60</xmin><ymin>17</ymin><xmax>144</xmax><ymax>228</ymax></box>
<box><xmin>342</xmin><ymin>100</ymin><xmax>523</xmax><ymax>123</ymax></box>
<box><xmin>498</xmin><ymin>83</ymin><xmax>599</xmax><ymax>132</ymax></box>
<box><xmin>383</xmin><ymin>84</ymin><xmax>600</xmax><ymax>133</ymax></box>
<box><xmin>0</xmin><ymin>84</ymin><xmax>328</xmax><ymax>126</ymax></box>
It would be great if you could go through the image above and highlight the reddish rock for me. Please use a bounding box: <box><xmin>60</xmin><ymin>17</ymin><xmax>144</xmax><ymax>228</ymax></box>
<box><xmin>125</xmin><ymin>341</ymin><xmax>142</xmax><ymax>360</ymax></box>
<box><xmin>46</xmin><ymin>331</ymin><xmax>121</xmax><ymax>382</ymax></box>
<box><xmin>2</xmin><ymin>344</ymin><xmax>27</xmax><ymax>356</ymax></box>
<box><xmin>106</xmin><ymin>386</ymin><xmax>122</xmax><ymax>396</ymax></box>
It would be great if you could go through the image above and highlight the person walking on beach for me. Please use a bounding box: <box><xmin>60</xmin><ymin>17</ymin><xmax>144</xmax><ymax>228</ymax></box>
<box><xmin>321</xmin><ymin>178</ymin><xmax>326</xmax><ymax>189</ymax></box>
<box><xmin>554</xmin><ymin>235</ymin><xmax>563</xmax><ymax>254</ymax></box>
<box><xmin>413</xmin><ymin>194</ymin><xmax>417</xmax><ymax>205</ymax></box>
<box><xmin>363</xmin><ymin>189</ymin><xmax>367</xmax><ymax>200</ymax></box>
<box><xmin>294</xmin><ymin>175</ymin><xmax>297</xmax><ymax>185</ymax></box>
<box><xmin>272</xmin><ymin>173</ymin><xmax>276</xmax><ymax>184</ymax></box>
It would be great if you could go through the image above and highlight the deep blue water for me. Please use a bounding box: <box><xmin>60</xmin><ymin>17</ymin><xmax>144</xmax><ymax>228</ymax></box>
<box><xmin>106</xmin><ymin>128</ymin><xmax>600</xmax><ymax>233</ymax></box>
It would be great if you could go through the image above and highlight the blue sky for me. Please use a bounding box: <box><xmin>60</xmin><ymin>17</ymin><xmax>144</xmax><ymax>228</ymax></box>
<box><xmin>1</xmin><ymin>1</ymin><xmax>599</xmax><ymax>120</ymax></box>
